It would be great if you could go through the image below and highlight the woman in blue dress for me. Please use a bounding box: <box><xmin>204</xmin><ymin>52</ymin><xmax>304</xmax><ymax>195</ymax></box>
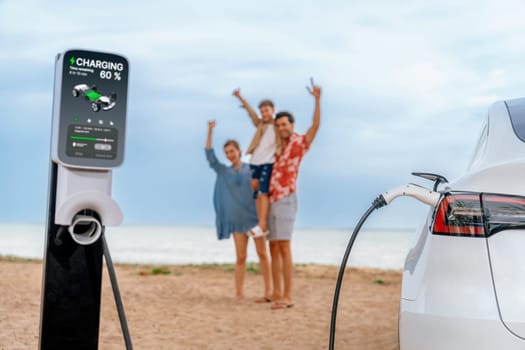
<box><xmin>205</xmin><ymin>120</ymin><xmax>272</xmax><ymax>301</ymax></box>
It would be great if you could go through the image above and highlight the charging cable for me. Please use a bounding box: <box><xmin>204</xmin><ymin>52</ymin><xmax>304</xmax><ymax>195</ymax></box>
<box><xmin>328</xmin><ymin>184</ymin><xmax>440</xmax><ymax>350</ymax></box>
<box><xmin>102</xmin><ymin>234</ymin><xmax>134</xmax><ymax>350</ymax></box>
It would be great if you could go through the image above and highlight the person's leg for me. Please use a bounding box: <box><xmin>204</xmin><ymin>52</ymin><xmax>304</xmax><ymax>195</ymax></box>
<box><xmin>258</xmin><ymin>194</ymin><xmax>270</xmax><ymax>232</ymax></box>
<box><xmin>251</xmin><ymin>179</ymin><xmax>260</xmax><ymax>193</ymax></box>
<box><xmin>279</xmin><ymin>240</ymin><xmax>293</xmax><ymax>304</ymax></box>
<box><xmin>253</xmin><ymin>184</ymin><xmax>262</xmax><ymax>227</ymax></box>
<box><xmin>271</xmin><ymin>240</ymin><xmax>293</xmax><ymax>309</ymax></box>
<box><xmin>254</xmin><ymin>236</ymin><xmax>272</xmax><ymax>301</ymax></box>
<box><xmin>269</xmin><ymin>240</ymin><xmax>283</xmax><ymax>300</ymax></box>
<box><xmin>257</xmin><ymin>164</ymin><xmax>273</xmax><ymax>233</ymax></box>
<box><xmin>232</xmin><ymin>233</ymin><xmax>249</xmax><ymax>299</ymax></box>
<box><xmin>270</xmin><ymin>194</ymin><xmax>297</xmax><ymax>309</ymax></box>
<box><xmin>249</xmin><ymin>169</ymin><xmax>264</xmax><ymax>236</ymax></box>
<box><xmin>249</xmin><ymin>164</ymin><xmax>261</xmax><ymax>196</ymax></box>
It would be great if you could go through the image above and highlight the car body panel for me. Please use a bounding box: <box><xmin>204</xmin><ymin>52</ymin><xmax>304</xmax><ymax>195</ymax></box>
<box><xmin>399</xmin><ymin>96</ymin><xmax>525</xmax><ymax>348</ymax></box>
<box><xmin>399</xmin><ymin>233</ymin><xmax>525</xmax><ymax>348</ymax></box>
<box><xmin>402</xmin><ymin>235</ymin><xmax>496</xmax><ymax>318</ymax></box>
<box><xmin>450</xmin><ymin>161</ymin><xmax>525</xmax><ymax>195</ymax></box>
<box><xmin>466</xmin><ymin>100</ymin><xmax>525</xmax><ymax>173</ymax></box>
<box><xmin>401</xmin><ymin>215</ymin><xmax>431</xmax><ymax>301</ymax></box>
<box><xmin>400</xmin><ymin>307</ymin><xmax>525</xmax><ymax>349</ymax></box>
<box><xmin>486</xmin><ymin>230</ymin><xmax>525</xmax><ymax>338</ymax></box>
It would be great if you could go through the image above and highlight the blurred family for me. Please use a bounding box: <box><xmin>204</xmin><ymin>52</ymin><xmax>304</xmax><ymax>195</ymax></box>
<box><xmin>205</xmin><ymin>79</ymin><xmax>322</xmax><ymax>310</ymax></box>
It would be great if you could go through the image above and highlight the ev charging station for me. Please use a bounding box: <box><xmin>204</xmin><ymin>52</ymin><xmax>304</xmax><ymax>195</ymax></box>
<box><xmin>39</xmin><ymin>49</ymin><xmax>130</xmax><ymax>349</ymax></box>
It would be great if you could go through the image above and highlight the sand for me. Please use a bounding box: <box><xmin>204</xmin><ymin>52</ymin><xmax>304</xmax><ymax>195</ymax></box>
<box><xmin>0</xmin><ymin>258</ymin><xmax>401</xmax><ymax>349</ymax></box>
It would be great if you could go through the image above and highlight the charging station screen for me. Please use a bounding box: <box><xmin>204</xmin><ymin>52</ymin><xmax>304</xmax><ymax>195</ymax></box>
<box><xmin>55</xmin><ymin>49</ymin><xmax>128</xmax><ymax>168</ymax></box>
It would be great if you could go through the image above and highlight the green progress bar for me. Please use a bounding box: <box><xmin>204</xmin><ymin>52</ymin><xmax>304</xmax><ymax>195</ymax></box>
<box><xmin>70</xmin><ymin>135</ymin><xmax>97</xmax><ymax>141</ymax></box>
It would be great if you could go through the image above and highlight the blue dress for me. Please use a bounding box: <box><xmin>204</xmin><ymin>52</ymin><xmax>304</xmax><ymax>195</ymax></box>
<box><xmin>205</xmin><ymin>148</ymin><xmax>258</xmax><ymax>240</ymax></box>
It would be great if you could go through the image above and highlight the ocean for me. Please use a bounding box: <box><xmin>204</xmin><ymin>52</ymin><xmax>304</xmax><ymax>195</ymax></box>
<box><xmin>0</xmin><ymin>223</ymin><xmax>415</xmax><ymax>269</ymax></box>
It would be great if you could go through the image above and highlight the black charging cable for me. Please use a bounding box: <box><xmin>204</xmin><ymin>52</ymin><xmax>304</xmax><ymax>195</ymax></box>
<box><xmin>102</xmin><ymin>234</ymin><xmax>134</xmax><ymax>350</ymax></box>
<box><xmin>329</xmin><ymin>195</ymin><xmax>387</xmax><ymax>350</ymax></box>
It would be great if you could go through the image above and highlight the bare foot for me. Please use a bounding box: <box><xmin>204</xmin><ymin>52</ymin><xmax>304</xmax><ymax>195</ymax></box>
<box><xmin>254</xmin><ymin>296</ymin><xmax>272</xmax><ymax>303</ymax></box>
<box><xmin>270</xmin><ymin>294</ymin><xmax>282</xmax><ymax>301</ymax></box>
<box><xmin>271</xmin><ymin>300</ymin><xmax>294</xmax><ymax>310</ymax></box>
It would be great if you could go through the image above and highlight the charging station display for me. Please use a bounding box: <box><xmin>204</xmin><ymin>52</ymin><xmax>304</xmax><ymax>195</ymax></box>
<box><xmin>52</xmin><ymin>49</ymin><xmax>129</xmax><ymax>168</ymax></box>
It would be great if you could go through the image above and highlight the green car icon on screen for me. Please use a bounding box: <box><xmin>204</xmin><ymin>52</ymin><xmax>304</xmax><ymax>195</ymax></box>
<box><xmin>72</xmin><ymin>84</ymin><xmax>117</xmax><ymax>112</ymax></box>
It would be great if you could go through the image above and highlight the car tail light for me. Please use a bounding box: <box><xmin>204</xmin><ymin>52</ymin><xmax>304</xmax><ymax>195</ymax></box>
<box><xmin>483</xmin><ymin>194</ymin><xmax>525</xmax><ymax>236</ymax></box>
<box><xmin>433</xmin><ymin>193</ymin><xmax>484</xmax><ymax>236</ymax></box>
<box><xmin>433</xmin><ymin>192</ymin><xmax>525</xmax><ymax>237</ymax></box>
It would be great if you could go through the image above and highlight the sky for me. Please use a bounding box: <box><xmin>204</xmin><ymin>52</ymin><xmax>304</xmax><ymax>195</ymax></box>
<box><xmin>2</xmin><ymin>0</ymin><xmax>525</xmax><ymax>229</ymax></box>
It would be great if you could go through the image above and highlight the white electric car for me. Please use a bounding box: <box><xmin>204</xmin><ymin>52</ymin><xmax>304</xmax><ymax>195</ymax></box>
<box><xmin>399</xmin><ymin>97</ymin><xmax>525</xmax><ymax>349</ymax></box>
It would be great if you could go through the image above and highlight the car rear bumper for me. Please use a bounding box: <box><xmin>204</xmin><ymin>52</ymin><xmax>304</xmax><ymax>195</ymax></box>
<box><xmin>400</xmin><ymin>300</ymin><xmax>525</xmax><ymax>349</ymax></box>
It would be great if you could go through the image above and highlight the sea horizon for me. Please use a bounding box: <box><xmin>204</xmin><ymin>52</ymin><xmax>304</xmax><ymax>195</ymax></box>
<box><xmin>0</xmin><ymin>223</ymin><xmax>417</xmax><ymax>269</ymax></box>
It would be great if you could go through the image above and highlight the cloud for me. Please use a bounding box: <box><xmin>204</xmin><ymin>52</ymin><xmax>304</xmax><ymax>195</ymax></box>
<box><xmin>2</xmin><ymin>0</ymin><xmax>525</xmax><ymax>228</ymax></box>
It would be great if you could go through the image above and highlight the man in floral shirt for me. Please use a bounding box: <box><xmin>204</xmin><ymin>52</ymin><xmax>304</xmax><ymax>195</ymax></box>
<box><xmin>268</xmin><ymin>79</ymin><xmax>321</xmax><ymax>309</ymax></box>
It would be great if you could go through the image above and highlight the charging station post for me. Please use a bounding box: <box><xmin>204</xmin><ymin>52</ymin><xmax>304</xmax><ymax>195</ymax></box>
<box><xmin>39</xmin><ymin>49</ymin><xmax>129</xmax><ymax>349</ymax></box>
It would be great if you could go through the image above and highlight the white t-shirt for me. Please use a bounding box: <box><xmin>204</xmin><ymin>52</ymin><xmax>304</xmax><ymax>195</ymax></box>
<box><xmin>250</xmin><ymin>125</ymin><xmax>276</xmax><ymax>165</ymax></box>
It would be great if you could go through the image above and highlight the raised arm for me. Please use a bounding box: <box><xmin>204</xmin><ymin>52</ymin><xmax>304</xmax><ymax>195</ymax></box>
<box><xmin>233</xmin><ymin>88</ymin><xmax>261</xmax><ymax>127</ymax></box>
<box><xmin>206</xmin><ymin>120</ymin><xmax>216</xmax><ymax>150</ymax></box>
<box><xmin>205</xmin><ymin>120</ymin><xmax>226</xmax><ymax>173</ymax></box>
<box><xmin>305</xmin><ymin>78</ymin><xmax>321</xmax><ymax>147</ymax></box>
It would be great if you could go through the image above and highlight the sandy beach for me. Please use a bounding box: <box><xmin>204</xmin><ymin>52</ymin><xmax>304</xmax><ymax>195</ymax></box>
<box><xmin>0</xmin><ymin>258</ymin><xmax>401</xmax><ymax>349</ymax></box>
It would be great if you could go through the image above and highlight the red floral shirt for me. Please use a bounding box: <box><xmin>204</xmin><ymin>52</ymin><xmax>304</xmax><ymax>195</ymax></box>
<box><xmin>270</xmin><ymin>133</ymin><xmax>309</xmax><ymax>202</ymax></box>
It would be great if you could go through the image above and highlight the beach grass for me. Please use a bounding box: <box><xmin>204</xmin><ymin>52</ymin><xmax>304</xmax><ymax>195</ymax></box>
<box><xmin>0</xmin><ymin>255</ymin><xmax>41</xmax><ymax>263</ymax></box>
<box><xmin>0</xmin><ymin>255</ymin><xmax>398</xmax><ymax>285</ymax></box>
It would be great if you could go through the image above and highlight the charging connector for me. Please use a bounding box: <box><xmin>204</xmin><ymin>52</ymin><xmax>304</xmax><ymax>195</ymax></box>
<box><xmin>381</xmin><ymin>183</ymin><xmax>441</xmax><ymax>207</ymax></box>
<box><xmin>329</xmin><ymin>184</ymin><xmax>441</xmax><ymax>350</ymax></box>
